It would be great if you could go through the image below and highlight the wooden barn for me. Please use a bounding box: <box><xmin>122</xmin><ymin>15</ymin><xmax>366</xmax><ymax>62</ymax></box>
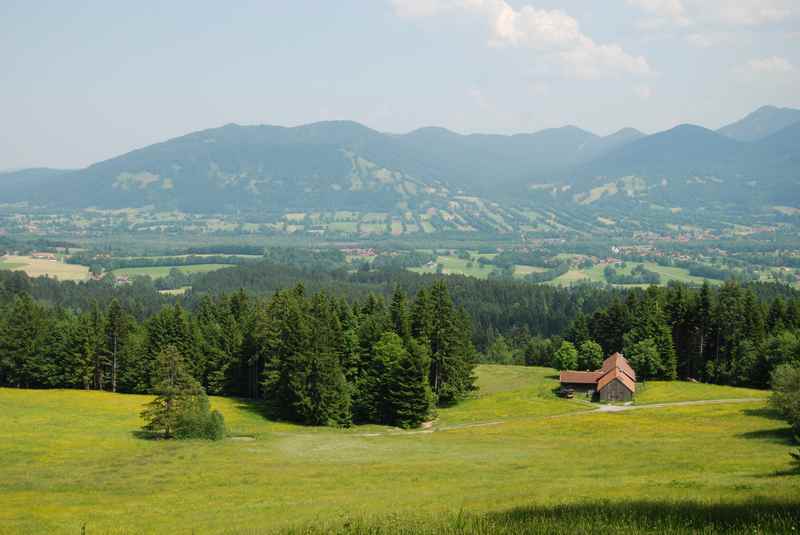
<box><xmin>559</xmin><ymin>352</ymin><xmax>636</xmax><ymax>402</ymax></box>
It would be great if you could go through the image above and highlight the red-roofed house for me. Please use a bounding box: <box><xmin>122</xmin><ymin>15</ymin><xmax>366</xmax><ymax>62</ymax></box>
<box><xmin>559</xmin><ymin>352</ymin><xmax>636</xmax><ymax>402</ymax></box>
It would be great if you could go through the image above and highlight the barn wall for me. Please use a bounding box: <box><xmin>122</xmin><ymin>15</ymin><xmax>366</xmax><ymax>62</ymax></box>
<box><xmin>599</xmin><ymin>379</ymin><xmax>633</xmax><ymax>402</ymax></box>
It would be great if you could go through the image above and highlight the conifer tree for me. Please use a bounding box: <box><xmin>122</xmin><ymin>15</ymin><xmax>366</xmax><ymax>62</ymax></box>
<box><xmin>304</xmin><ymin>293</ymin><xmax>351</xmax><ymax>426</ymax></box>
<box><xmin>141</xmin><ymin>345</ymin><xmax>224</xmax><ymax>440</ymax></box>
<box><xmin>359</xmin><ymin>330</ymin><xmax>400</xmax><ymax>423</ymax></box>
<box><xmin>427</xmin><ymin>282</ymin><xmax>475</xmax><ymax>405</ymax></box>
<box><xmin>411</xmin><ymin>288</ymin><xmax>434</xmax><ymax>341</ymax></box>
<box><xmin>692</xmin><ymin>282</ymin><xmax>714</xmax><ymax>378</ymax></box>
<box><xmin>623</xmin><ymin>290</ymin><xmax>677</xmax><ymax>379</ymax></box>
<box><xmin>0</xmin><ymin>293</ymin><xmax>45</xmax><ymax>388</ymax></box>
<box><xmin>260</xmin><ymin>291</ymin><xmax>313</xmax><ymax>422</ymax></box>
<box><xmin>388</xmin><ymin>336</ymin><xmax>432</xmax><ymax>428</ymax></box>
<box><xmin>390</xmin><ymin>285</ymin><xmax>412</xmax><ymax>342</ymax></box>
<box><xmin>565</xmin><ymin>313</ymin><xmax>591</xmax><ymax>346</ymax></box>
<box><xmin>104</xmin><ymin>298</ymin><xmax>128</xmax><ymax>393</ymax></box>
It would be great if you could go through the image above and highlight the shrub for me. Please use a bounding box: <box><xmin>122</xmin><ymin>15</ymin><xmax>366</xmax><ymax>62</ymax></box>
<box><xmin>175</xmin><ymin>407</ymin><xmax>226</xmax><ymax>441</ymax></box>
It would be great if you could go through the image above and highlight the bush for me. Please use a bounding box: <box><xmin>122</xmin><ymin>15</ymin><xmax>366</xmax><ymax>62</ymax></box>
<box><xmin>552</xmin><ymin>341</ymin><xmax>578</xmax><ymax>371</ymax></box>
<box><xmin>175</xmin><ymin>407</ymin><xmax>226</xmax><ymax>441</ymax></box>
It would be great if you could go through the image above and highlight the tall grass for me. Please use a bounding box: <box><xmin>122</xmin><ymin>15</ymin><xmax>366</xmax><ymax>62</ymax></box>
<box><xmin>278</xmin><ymin>500</ymin><xmax>800</xmax><ymax>535</ymax></box>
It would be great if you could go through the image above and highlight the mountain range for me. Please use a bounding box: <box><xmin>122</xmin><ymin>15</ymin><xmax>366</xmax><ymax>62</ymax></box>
<box><xmin>2</xmin><ymin>105</ymin><xmax>798</xmax><ymax>213</ymax></box>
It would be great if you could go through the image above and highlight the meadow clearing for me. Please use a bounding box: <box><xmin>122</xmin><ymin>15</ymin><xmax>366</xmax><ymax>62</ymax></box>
<box><xmin>110</xmin><ymin>264</ymin><xmax>234</xmax><ymax>278</ymax></box>
<box><xmin>548</xmin><ymin>262</ymin><xmax>713</xmax><ymax>287</ymax></box>
<box><xmin>406</xmin><ymin>255</ymin><xmax>715</xmax><ymax>288</ymax></box>
<box><xmin>0</xmin><ymin>255</ymin><xmax>89</xmax><ymax>282</ymax></box>
<box><xmin>1</xmin><ymin>365</ymin><xmax>797</xmax><ymax>534</ymax></box>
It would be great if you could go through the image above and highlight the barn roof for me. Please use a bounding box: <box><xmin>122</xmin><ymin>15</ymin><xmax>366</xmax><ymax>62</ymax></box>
<box><xmin>559</xmin><ymin>371</ymin><xmax>604</xmax><ymax>384</ymax></box>
<box><xmin>601</xmin><ymin>352</ymin><xmax>636</xmax><ymax>381</ymax></box>
<box><xmin>597</xmin><ymin>368</ymin><xmax>636</xmax><ymax>393</ymax></box>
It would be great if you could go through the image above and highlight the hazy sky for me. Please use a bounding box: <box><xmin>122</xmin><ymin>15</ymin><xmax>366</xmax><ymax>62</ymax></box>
<box><xmin>2</xmin><ymin>0</ymin><xmax>798</xmax><ymax>169</ymax></box>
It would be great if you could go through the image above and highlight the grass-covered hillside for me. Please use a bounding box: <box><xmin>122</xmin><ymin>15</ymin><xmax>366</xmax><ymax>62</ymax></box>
<box><xmin>1</xmin><ymin>365</ymin><xmax>797</xmax><ymax>534</ymax></box>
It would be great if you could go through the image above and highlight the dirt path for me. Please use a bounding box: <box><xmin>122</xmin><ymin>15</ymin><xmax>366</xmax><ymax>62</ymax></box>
<box><xmin>594</xmin><ymin>397</ymin><xmax>765</xmax><ymax>413</ymax></box>
<box><xmin>260</xmin><ymin>397</ymin><xmax>766</xmax><ymax>440</ymax></box>
<box><xmin>352</xmin><ymin>397</ymin><xmax>766</xmax><ymax>438</ymax></box>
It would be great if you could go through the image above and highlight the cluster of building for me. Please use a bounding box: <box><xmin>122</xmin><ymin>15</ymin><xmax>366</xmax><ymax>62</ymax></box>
<box><xmin>340</xmin><ymin>247</ymin><xmax>377</xmax><ymax>258</ymax></box>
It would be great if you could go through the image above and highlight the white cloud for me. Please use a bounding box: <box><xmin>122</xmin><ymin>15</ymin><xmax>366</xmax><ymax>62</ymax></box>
<box><xmin>744</xmin><ymin>56</ymin><xmax>794</xmax><ymax>74</ymax></box>
<box><xmin>627</xmin><ymin>0</ymin><xmax>796</xmax><ymax>28</ymax></box>
<box><xmin>716</xmin><ymin>1</ymin><xmax>793</xmax><ymax>26</ymax></box>
<box><xmin>391</xmin><ymin>0</ymin><xmax>652</xmax><ymax>79</ymax></box>
<box><xmin>626</xmin><ymin>0</ymin><xmax>690</xmax><ymax>26</ymax></box>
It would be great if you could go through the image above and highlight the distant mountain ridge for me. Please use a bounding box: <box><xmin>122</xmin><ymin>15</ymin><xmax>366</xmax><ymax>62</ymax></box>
<box><xmin>2</xmin><ymin>105</ymin><xmax>798</xmax><ymax>212</ymax></box>
<box><xmin>718</xmin><ymin>105</ymin><xmax>800</xmax><ymax>142</ymax></box>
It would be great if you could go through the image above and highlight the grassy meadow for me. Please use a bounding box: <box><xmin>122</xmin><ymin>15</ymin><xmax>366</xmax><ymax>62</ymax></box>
<box><xmin>409</xmin><ymin>255</ymin><xmax>493</xmax><ymax>279</ymax></box>
<box><xmin>111</xmin><ymin>263</ymin><xmax>233</xmax><ymax>278</ymax></box>
<box><xmin>1</xmin><ymin>365</ymin><xmax>798</xmax><ymax>534</ymax></box>
<box><xmin>635</xmin><ymin>381</ymin><xmax>769</xmax><ymax>404</ymax></box>
<box><xmin>548</xmin><ymin>262</ymin><xmax>713</xmax><ymax>288</ymax></box>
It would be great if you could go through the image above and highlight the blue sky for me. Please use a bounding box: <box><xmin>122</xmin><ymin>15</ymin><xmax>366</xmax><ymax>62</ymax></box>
<box><xmin>1</xmin><ymin>0</ymin><xmax>798</xmax><ymax>168</ymax></box>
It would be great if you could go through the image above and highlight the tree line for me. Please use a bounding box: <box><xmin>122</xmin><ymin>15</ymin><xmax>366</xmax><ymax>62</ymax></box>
<box><xmin>0</xmin><ymin>280</ymin><xmax>475</xmax><ymax>428</ymax></box>
<box><xmin>555</xmin><ymin>282</ymin><xmax>800</xmax><ymax>386</ymax></box>
<box><xmin>3</xmin><ymin>260</ymin><xmax>799</xmax><ymax>389</ymax></box>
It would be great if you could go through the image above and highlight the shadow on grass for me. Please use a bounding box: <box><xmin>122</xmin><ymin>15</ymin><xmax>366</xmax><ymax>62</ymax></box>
<box><xmin>232</xmin><ymin>397</ymin><xmax>319</xmax><ymax>428</ymax></box>
<box><xmin>131</xmin><ymin>430</ymin><xmax>164</xmax><ymax>440</ymax></box>
<box><xmin>233</xmin><ymin>397</ymin><xmax>270</xmax><ymax>418</ymax></box>
<box><xmin>290</xmin><ymin>499</ymin><xmax>800</xmax><ymax>534</ymax></box>
<box><xmin>737</xmin><ymin>427</ymin><xmax>796</xmax><ymax>445</ymax></box>
<box><xmin>742</xmin><ymin>406</ymin><xmax>786</xmax><ymax>422</ymax></box>
<box><xmin>481</xmin><ymin>499</ymin><xmax>800</xmax><ymax>534</ymax></box>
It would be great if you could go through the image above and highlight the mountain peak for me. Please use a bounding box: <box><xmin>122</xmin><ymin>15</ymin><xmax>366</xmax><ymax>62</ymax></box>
<box><xmin>718</xmin><ymin>105</ymin><xmax>800</xmax><ymax>142</ymax></box>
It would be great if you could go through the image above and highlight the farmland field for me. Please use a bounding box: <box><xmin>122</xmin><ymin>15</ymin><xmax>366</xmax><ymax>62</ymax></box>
<box><xmin>111</xmin><ymin>264</ymin><xmax>233</xmax><ymax>278</ymax></box>
<box><xmin>1</xmin><ymin>365</ymin><xmax>797</xmax><ymax>534</ymax></box>
<box><xmin>0</xmin><ymin>255</ymin><xmax>90</xmax><ymax>282</ymax></box>
<box><xmin>549</xmin><ymin>262</ymin><xmax>720</xmax><ymax>287</ymax></box>
<box><xmin>409</xmin><ymin>255</ymin><xmax>492</xmax><ymax>279</ymax></box>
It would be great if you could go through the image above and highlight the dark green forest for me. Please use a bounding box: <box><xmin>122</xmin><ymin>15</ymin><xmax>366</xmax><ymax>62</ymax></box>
<box><xmin>1</xmin><ymin>259</ymin><xmax>799</xmax><ymax>427</ymax></box>
<box><xmin>0</xmin><ymin>270</ymin><xmax>475</xmax><ymax>428</ymax></box>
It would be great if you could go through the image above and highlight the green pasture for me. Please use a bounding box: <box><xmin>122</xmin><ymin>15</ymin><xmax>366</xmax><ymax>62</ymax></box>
<box><xmin>635</xmin><ymin>380</ymin><xmax>769</xmax><ymax>404</ymax></box>
<box><xmin>111</xmin><ymin>264</ymin><xmax>233</xmax><ymax>279</ymax></box>
<box><xmin>0</xmin><ymin>365</ymin><xmax>796</xmax><ymax>534</ymax></box>
<box><xmin>0</xmin><ymin>260</ymin><xmax>25</xmax><ymax>270</ymax></box>
<box><xmin>409</xmin><ymin>255</ymin><xmax>492</xmax><ymax>279</ymax></box>
<box><xmin>549</xmin><ymin>262</ymin><xmax>720</xmax><ymax>287</ymax></box>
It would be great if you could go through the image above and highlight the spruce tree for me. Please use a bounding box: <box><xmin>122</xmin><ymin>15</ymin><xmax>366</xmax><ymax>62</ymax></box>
<box><xmin>623</xmin><ymin>290</ymin><xmax>677</xmax><ymax>380</ymax></box>
<box><xmin>0</xmin><ymin>293</ymin><xmax>45</xmax><ymax>388</ymax></box>
<box><xmin>104</xmin><ymin>299</ymin><xmax>128</xmax><ymax>393</ymax></box>
<box><xmin>427</xmin><ymin>282</ymin><xmax>475</xmax><ymax>405</ymax></box>
<box><xmin>390</xmin><ymin>285</ymin><xmax>412</xmax><ymax>342</ymax></box>
<box><xmin>388</xmin><ymin>336</ymin><xmax>432</xmax><ymax>428</ymax></box>
<box><xmin>565</xmin><ymin>313</ymin><xmax>591</xmax><ymax>346</ymax></box>
<box><xmin>304</xmin><ymin>293</ymin><xmax>351</xmax><ymax>426</ymax></box>
<box><xmin>260</xmin><ymin>290</ymin><xmax>313</xmax><ymax>422</ymax></box>
<box><xmin>141</xmin><ymin>345</ymin><xmax>224</xmax><ymax>440</ymax></box>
